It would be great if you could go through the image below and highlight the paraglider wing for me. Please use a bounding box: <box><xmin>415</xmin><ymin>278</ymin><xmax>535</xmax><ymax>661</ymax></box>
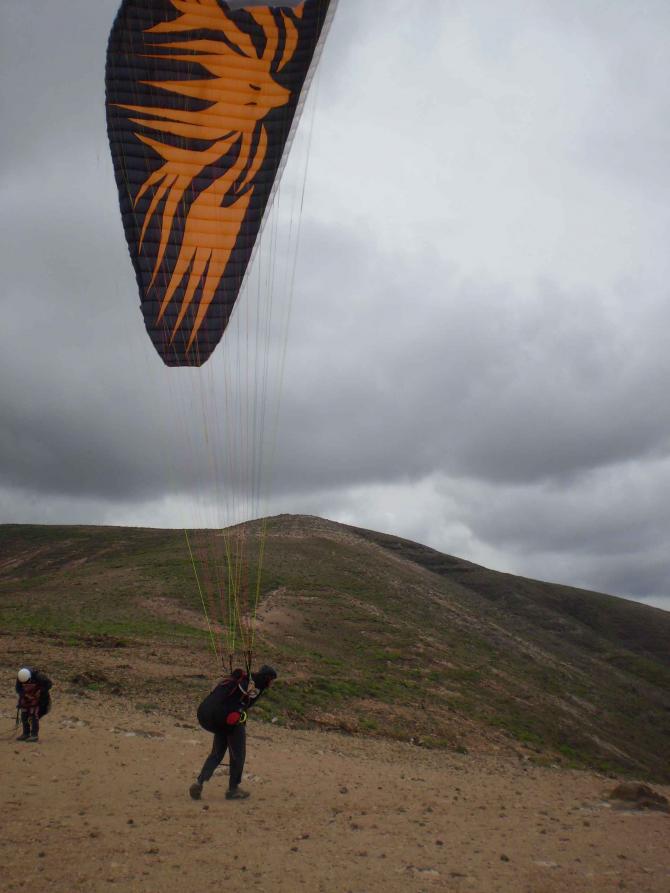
<box><xmin>106</xmin><ymin>0</ymin><xmax>334</xmax><ymax>366</ymax></box>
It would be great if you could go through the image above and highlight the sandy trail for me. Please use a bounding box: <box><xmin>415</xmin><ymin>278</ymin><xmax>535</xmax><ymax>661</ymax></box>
<box><xmin>1</xmin><ymin>693</ymin><xmax>668</xmax><ymax>893</ymax></box>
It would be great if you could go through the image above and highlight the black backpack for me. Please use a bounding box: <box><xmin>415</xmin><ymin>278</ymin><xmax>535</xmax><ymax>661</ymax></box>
<box><xmin>38</xmin><ymin>690</ymin><xmax>51</xmax><ymax>718</ymax></box>
<box><xmin>197</xmin><ymin>671</ymin><xmax>247</xmax><ymax>733</ymax></box>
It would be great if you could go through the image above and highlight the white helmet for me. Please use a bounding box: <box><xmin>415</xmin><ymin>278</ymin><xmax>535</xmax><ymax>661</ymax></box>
<box><xmin>17</xmin><ymin>668</ymin><xmax>31</xmax><ymax>683</ymax></box>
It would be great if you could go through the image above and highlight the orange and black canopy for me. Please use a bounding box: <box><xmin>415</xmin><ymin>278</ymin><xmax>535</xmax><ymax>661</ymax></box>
<box><xmin>106</xmin><ymin>0</ymin><xmax>333</xmax><ymax>366</ymax></box>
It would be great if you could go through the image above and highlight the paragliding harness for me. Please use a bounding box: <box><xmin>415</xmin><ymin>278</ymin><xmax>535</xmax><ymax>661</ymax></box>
<box><xmin>196</xmin><ymin>668</ymin><xmax>258</xmax><ymax>734</ymax></box>
<box><xmin>17</xmin><ymin>673</ymin><xmax>52</xmax><ymax>718</ymax></box>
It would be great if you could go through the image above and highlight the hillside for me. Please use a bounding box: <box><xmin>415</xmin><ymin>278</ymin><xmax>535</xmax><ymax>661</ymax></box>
<box><xmin>1</xmin><ymin>515</ymin><xmax>669</xmax><ymax>782</ymax></box>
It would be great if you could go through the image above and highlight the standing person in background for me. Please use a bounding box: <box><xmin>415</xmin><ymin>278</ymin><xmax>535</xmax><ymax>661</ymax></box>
<box><xmin>16</xmin><ymin>667</ymin><xmax>53</xmax><ymax>743</ymax></box>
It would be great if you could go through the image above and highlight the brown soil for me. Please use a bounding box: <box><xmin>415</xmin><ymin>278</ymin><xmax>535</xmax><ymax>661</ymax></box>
<box><xmin>2</xmin><ymin>687</ymin><xmax>669</xmax><ymax>892</ymax></box>
<box><xmin>136</xmin><ymin>596</ymin><xmax>222</xmax><ymax>634</ymax></box>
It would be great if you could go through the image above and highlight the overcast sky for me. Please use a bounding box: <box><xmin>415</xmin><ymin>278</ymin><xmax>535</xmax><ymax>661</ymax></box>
<box><xmin>2</xmin><ymin>0</ymin><xmax>669</xmax><ymax>611</ymax></box>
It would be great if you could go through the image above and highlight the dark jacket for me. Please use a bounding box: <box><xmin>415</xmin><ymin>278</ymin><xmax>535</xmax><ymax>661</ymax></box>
<box><xmin>197</xmin><ymin>669</ymin><xmax>272</xmax><ymax>734</ymax></box>
<box><xmin>16</xmin><ymin>669</ymin><xmax>53</xmax><ymax>717</ymax></box>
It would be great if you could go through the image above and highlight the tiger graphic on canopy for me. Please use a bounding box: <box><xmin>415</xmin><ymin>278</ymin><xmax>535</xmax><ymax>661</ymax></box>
<box><xmin>106</xmin><ymin>0</ymin><xmax>335</xmax><ymax>366</ymax></box>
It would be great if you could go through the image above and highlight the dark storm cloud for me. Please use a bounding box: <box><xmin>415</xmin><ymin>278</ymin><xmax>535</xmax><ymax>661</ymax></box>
<box><xmin>457</xmin><ymin>462</ymin><xmax>670</xmax><ymax>558</ymax></box>
<box><xmin>272</xmin><ymin>222</ymin><xmax>670</xmax><ymax>494</ymax></box>
<box><xmin>1</xmin><ymin>174</ymin><xmax>174</xmax><ymax>501</ymax></box>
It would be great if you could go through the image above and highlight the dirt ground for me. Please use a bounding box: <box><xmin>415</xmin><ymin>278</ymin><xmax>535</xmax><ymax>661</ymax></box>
<box><xmin>1</xmin><ymin>690</ymin><xmax>669</xmax><ymax>893</ymax></box>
